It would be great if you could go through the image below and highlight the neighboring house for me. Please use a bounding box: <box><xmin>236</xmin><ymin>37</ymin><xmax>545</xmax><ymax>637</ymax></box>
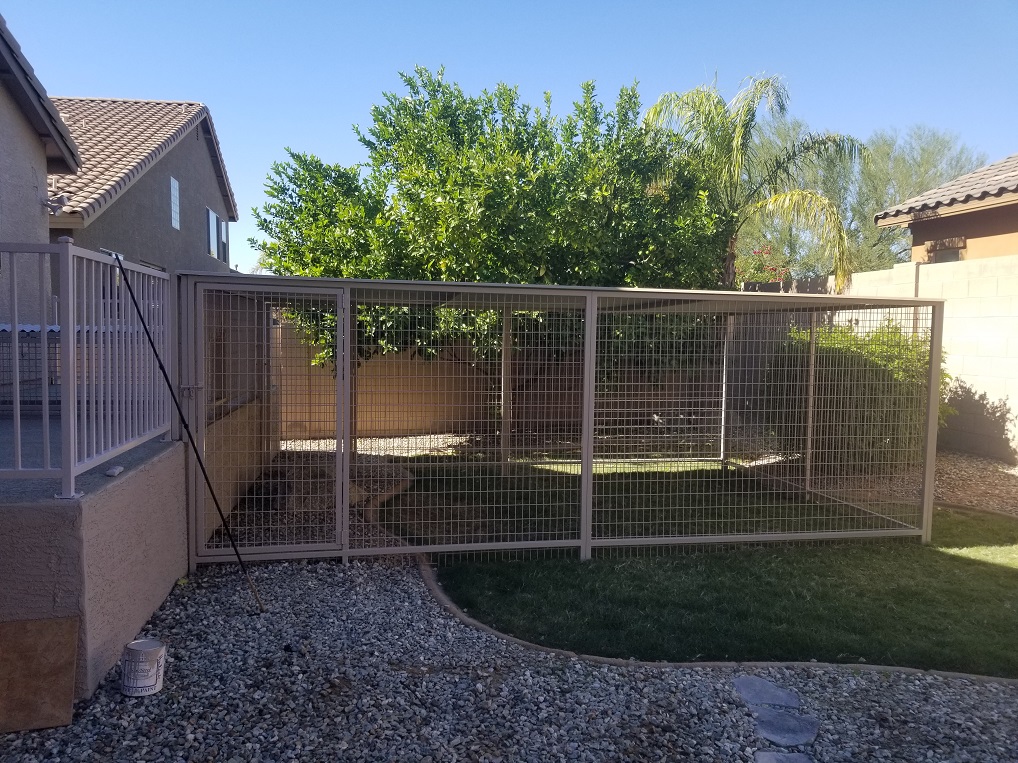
<box><xmin>875</xmin><ymin>152</ymin><xmax>1018</xmax><ymax>263</ymax></box>
<box><xmin>48</xmin><ymin>97</ymin><xmax>238</xmax><ymax>273</ymax></box>
<box><xmin>855</xmin><ymin>152</ymin><xmax>1018</xmax><ymax>463</ymax></box>
<box><xmin>0</xmin><ymin>13</ymin><xmax>80</xmax><ymax>243</ymax></box>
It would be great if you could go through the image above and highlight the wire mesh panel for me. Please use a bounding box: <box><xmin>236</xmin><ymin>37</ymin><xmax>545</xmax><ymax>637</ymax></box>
<box><xmin>197</xmin><ymin>287</ymin><xmax>345</xmax><ymax>558</ymax></box>
<box><xmin>184</xmin><ymin>275</ymin><xmax>941</xmax><ymax>564</ymax></box>
<box><xmin>725</xmin><ymin>304</ymin><xmax>933</xmax><ymax>533</ymax></box>
<box><xmin>346</xmin><ymin>285</ymin><xmax>587</xmax><ymax>556</ymax></box>
<box><xmin>592</xmin><ymin>296</ymin><xmax>935</xmax><ymax>547</ymax></box>
<box><xmin>592</xmin><ymin>297</ymin><xmax>729</xmax><ymax>542</ymax></box>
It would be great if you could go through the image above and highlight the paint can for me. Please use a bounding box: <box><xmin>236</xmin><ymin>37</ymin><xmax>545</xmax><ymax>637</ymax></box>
<box><xmin>120</xmin><ymin>639</ymin><xmax>165</xmax><ymax>696</ymax></box>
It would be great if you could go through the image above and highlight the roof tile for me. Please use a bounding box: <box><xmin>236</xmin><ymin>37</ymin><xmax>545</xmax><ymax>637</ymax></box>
<box><xmin>48</xmin><ymin>97</ymin><xmax>237</xmax><ymax>222</ymax></box>
<box><xmin>875</xmin><ymin>152</ymin><xmax>1018</xmax><ymax>222</ymax></box>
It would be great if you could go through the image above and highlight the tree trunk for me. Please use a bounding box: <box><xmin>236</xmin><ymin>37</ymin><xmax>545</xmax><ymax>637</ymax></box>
<box><xmin>723</xmin><ymin>234</ymin><xmax>738</xmax><ymax>288</ymax></box>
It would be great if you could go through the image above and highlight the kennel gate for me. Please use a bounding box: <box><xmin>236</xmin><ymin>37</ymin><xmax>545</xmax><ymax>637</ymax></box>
<box><xmin>180</xmin><ymin>275</ymin><xmax>943</xmax><ymax>565</ymax></box>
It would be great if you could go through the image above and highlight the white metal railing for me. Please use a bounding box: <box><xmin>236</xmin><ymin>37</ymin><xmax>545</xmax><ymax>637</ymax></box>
<box><xmin>0</xmin><ymin>240</ymin><xmax>171</xmax><ymax>497</ymax></box>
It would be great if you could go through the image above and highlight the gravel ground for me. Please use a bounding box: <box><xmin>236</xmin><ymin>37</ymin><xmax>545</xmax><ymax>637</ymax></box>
<box><xmin>4</xmin><ymin>560</ymin><xmax>1017</xmax><ymax>763</ymax></box>
<box><xmin>936</xmin><ymin>450</ymin><xmax>1018</xmax><ymax>517</ymax></box>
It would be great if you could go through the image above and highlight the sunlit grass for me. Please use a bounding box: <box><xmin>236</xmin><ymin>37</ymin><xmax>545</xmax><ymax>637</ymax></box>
<box><xmin>437</xmin><ymin>506</ymin><xmax>1018</xmax><ymax>678</ymax></box>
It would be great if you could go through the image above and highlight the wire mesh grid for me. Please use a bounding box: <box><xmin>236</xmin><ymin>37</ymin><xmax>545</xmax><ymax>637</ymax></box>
<box><xmin>199</xmin><ymin>288</ymin><xmax>342</xmax><ymax>553</ymax></box>
<box><xmin>189</xmin><ymin>278</ymin><xmax>938</xmax><ymax>562</ymax></box>
<box><xmin>345</xmin><ymin>285</ymin><xmax>588</xmax><ymax>554</ymax></box>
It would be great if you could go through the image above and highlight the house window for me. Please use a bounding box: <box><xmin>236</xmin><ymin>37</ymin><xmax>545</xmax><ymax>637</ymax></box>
<box><xmin>207</xmin><ymin>209</ymin><xmax>219</xmax><ymax>258</ymax></box>
<box><xmin>930</xmin><ymin>249</ymin><xmax>961</xmax><ymax>264</ymax></box>
<box><xmin>219</xmin><ymin>218</ymin><xmax>229</xmax><ymax>264</ymax></box>
<box><xmin>926</xmin><ymin>237</ymin><xmax>964</xmax><ymax>264</ymax></box>
<box><xmin>170</xmin><ymin>177</ymin><xmax>180</xmax><ymax>229</ymax></box>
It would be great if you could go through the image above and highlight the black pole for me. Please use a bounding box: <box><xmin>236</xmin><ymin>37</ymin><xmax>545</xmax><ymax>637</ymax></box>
<box><xmin>113</xmin><ymin>256</ymin><xmax>266</xmax><ymax>614</ymax></box>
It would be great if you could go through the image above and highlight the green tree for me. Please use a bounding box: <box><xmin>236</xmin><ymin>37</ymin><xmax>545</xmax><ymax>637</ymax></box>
<box><xmin>737</xmin><ymin>121</ymin><xmax>986</xmax><ymax>280</ymax></box>
<box><xmin>646</xmin><ymin>76</ymin><xmax>860</xmax><ymax>291</ymax></box>
<box><xmin>253</xmin><ymin>67</ymin><xmax>725</xmax><ymax>290</ymax></box>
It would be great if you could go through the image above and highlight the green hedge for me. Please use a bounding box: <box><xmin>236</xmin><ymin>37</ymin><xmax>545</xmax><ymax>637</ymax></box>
<box><xmin>764</xmin><ymin>319</ymin><xmax>943</xmax><ymax>475</ymax></box>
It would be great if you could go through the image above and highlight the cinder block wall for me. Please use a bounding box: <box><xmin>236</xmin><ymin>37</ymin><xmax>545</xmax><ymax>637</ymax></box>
<box><xmin>845</xmin><ymin>255</ymin><xmax>1018</xmax><ymax>462</ymax></box>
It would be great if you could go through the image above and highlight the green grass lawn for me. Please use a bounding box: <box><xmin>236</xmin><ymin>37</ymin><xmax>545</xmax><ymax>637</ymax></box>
<box><xmin>436</xmin><ymin>506</ymin><xmax>1018</xmax><ymax>678</ymax></box>
<box><xmin>381</xmin><ymin>460</ymin><xmax>908</xmax><ymax>546</ymax></box>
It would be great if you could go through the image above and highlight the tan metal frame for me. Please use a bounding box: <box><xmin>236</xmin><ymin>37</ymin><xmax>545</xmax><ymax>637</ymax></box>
<box><xmin>179</xmin><ymin>273</ymin><xmax>944</xmax><ymax>566</ymax></box>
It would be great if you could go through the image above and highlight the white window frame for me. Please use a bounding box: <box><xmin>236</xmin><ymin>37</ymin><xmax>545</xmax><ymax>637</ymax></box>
<box><xmin>170</xmin><ymin>177</ymin><xmax>180</xmax><ymax>230</ymax></box>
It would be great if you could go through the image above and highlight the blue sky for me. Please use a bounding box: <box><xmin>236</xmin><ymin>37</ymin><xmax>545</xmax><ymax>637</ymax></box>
<box><xmin>5</xmin><ymin>1</ymin><xmax>1017</xmax><ymax>273</ymax></box>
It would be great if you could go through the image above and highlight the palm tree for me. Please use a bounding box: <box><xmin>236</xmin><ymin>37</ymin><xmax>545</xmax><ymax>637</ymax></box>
<box><xmin>646</xmin><ymin>76</ymin><xmax>860</xmax><ymax>291</ymax></box>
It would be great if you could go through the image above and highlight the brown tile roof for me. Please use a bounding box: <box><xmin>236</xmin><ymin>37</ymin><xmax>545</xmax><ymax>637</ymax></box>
<box><xmin>875</xmin><ymin>152</ymin><xmax>1018</xmax><ymax>224</ymax></box>
<box><xmin>0</xmin><ymin>13</ymin><xmax>80</xmax><ymax>173</ymax></box>
<box><xmin>48</xmin><ymin>97</ymin><xmax>237</xmax><ymax>224</ymax></box>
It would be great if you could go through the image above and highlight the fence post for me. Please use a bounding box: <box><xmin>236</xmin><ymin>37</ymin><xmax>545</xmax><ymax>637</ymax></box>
<box><xmin>804</xmin><ymin>312</ymin><xmax>818</xmax><ymax>492</ymax></box>
<box><xmin>56</xmin><ymin>238</ymin><xmax>78</xmax><ymax>498</ymax></box>
<box><xmin>920</xmin><ymin>302</ymin><xmax>944</xmax><ymax>543</ymax></box>
<box><xmin>719</xmin><ymin>315</ymin><xmax>734</xmax><ymax>469</ymax></box>
<box><xmin>579</xmin><ymin>293</ymin><xmax>597</xmax><ymax>561</ymax></box>
<box><xmin>500</xmin><ymin>311</ymin><xmax>513</xmax><ymax>471</ymax></box>
<box><xmin>338</xmin><ymin>288</ymin><xmax>351</xmax><ymax>564</ymax></box>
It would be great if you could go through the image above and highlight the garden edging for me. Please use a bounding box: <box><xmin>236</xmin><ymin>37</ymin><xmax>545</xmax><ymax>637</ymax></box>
<box><xmin>416</xmin><ymin>553</ymin><xmax>1018</xmax><ymax>686</ymax></box>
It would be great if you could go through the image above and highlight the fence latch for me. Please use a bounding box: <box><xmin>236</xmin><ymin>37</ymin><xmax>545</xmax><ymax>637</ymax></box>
<box><xmin>179</xmin><ymin>384</ymin><xmax>204</xmax><ymax>399</ymax></box>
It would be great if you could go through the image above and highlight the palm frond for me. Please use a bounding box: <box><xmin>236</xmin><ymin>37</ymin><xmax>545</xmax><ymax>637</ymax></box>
<box><xmin>745</xmin><ymin>189</ymin><xmax>851</xmax><ymax>292</ymax></box>
<box><xmin>728</xmin><ymin>76</ymin><xmax>787</xmax><ymax>205</ymax></box>
<box><xmin>746</xmin><ymin>132</ymin><xmax>863</xmax><ymax>204</ymax></box>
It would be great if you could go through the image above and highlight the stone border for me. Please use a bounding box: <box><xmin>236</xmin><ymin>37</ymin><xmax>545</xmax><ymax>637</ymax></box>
<box><xmin>416</xmin><ymin>554</ymin><xmax>1018</xmax><ymax>686</ymax></box>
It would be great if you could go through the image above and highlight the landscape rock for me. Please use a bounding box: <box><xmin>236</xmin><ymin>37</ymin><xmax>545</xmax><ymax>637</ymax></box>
<box><xmin>734</xmin><ymin>675</ymin><xmax>801</xmax><ymax>708</ymax></box>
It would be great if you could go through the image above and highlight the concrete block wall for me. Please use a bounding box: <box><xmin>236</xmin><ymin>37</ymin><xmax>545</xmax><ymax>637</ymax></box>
<box><xmin>846</xmin><ymin>255</ymin><xmax>1018</xmax><ymax>462</ymax></box>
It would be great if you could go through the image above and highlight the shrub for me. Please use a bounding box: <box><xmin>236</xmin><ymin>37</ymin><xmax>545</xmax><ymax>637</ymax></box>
<box><xmin>764</xmin><ymin>318</ymin><xmax>946</xmax><ymax>474</ymax></box>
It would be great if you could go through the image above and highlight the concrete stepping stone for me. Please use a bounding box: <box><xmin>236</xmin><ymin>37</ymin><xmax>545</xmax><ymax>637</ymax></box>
<box><xmin>755</xmin><ymin>752</ymin><xmax>816</xmax><ymax>763</ymax></box>
<box><xmin>733</xmin><ymin>675</ymin><xmax>801</xmax><ymax>708</ymax></box>
<box><xmin>752</xmin><ymin>706</ymin><xmax>821</xmax><ymax>747</ymax></box>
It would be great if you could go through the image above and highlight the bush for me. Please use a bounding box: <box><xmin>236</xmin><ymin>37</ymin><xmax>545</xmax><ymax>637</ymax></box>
<box><xmin>764</xmin><ymin>318</ymin><xmax>946</xmax><ymax>474</ymax></box>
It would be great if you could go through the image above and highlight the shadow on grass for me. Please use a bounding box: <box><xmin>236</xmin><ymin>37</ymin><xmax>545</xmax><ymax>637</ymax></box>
<box><xmin>436</xmin><ymin>506</ymin><xmax>1018</xmax><ymax>678</ymax></box>
<box><xmin>378</xmin><ymin>458</ymin><xmax>909</xmax><ymax>546</ymax></box>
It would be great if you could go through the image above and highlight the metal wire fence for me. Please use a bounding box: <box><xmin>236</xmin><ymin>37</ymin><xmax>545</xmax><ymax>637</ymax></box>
<box><xmin>182</xmin><ymin>276</ymin><xmax>942</xmax><ymax>563</ymax></box>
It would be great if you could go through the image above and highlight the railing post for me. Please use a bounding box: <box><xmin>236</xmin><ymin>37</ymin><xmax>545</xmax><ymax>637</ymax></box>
<box><xmin>8</xmin><ymin>251</ymin><xmax>22</xmax><ymax>470</ymax></box>
<box><xmin>579</xmin><ymin>293</ymin><xmax>597</xmax><ymax>560</ymax></box>
<box><xmin>56</xmin><ymin>237</ymin><xmax>79</xmax><ymax>498</ymax></box>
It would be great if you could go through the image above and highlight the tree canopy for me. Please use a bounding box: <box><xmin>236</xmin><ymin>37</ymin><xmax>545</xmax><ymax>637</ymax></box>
<box><xmin>645</xmin><ymin>76</ymin><xmax>861</xmax><ymax>291</ymax></box>
<box><xmin>253</xmin><ymin>67</ymin><xmax>727</xmax><ymax>291</ymax></box>
<box><xmin>736</xmin><ymin>120</ymin><xmax>986</xmax><ymax>281</ymax></box>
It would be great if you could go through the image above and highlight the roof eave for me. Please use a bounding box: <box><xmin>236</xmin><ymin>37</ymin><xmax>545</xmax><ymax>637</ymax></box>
<box><xmin>0</xmin><ymin>15</ymin><xmax>81</xmax><ymax>173</ymax></box>
<box><xmin>199</xmin><ymin>115</ymin><xmax>239</xmax><ymax>221</ymax></box>
<box><xmin>875</xmin><ymin>192</ymin><xmax>1018</xmax><ymax>228</ymax></box>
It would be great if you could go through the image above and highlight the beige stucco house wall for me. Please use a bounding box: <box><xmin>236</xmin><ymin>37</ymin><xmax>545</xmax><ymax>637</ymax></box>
<box><xmin>0</xmin><ymin>84</ymin><xmax>49</xmax><ymax>243</ymax></box>
<box><xmin>906</xmin><ymin>203</ymin><xmax>1018</xmax><ymax>262</ymax></box>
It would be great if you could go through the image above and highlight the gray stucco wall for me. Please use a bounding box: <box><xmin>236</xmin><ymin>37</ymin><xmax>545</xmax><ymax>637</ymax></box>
<box><xmin>0</xmin><ymin>502</ymin><xmax>84</xmax><ymax>623</ymax></box>
<box><xmin>0</xmin><ymin>83</ymin><xmax>49</xmax><ymax>243</ymax></box>
<box><xmin>0</xmin><ymin>442</ymin><xmax>188</xmax><ymax>698</ymax></box>
<box><xmin>52</xmin><ymin>122</ymin><xmax>232</xmax><ymax>275</ymax></box>
<box><xmin>79</xmin><ymin>442</ymin><xmax>187</xmax><ymax>695</ymax></box>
